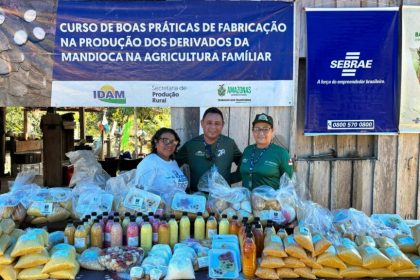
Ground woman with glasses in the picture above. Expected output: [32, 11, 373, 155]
[240, 113, 293, 190]
[134, 128, 188, 206]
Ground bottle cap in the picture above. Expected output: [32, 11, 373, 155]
[197, 212, 203, 216]
[137, 212, 142, 216]
[170, 214, 175, 219]
[243, 217, 249, 222]
[125, 212, 130, 217]
[130, 216, 136, 222]
[91, 212, 97, 216]
[222, 214, 227, 219]
[148, 212, 154, 216]
[182, 211, 188, 216]
[143, 216, 149, 222]
[232, 215, 238, 220]
[103, 212, 109, 216]
[246, 232, 253, 238]
[114, 217, 119, 222]
[254, 217, 260, 222]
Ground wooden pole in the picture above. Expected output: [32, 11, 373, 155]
[79, 107, 85, 140]
[23, 108, 28, 140]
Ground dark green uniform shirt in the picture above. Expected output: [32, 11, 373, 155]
[240, 143, 293, 190]
[175, 135, 242, 192]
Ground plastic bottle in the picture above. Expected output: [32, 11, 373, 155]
[64, 222, 75, 245]
[83, 217, 91, 247]
[127, 216, 139, 247]
[91, 218, 103, 248]
[242, 232, 257, 278]
[239, 220, 248, 250]
[253, 217, 262, 229]
[253, 223, 264, 258]
[148, 212, 155, 224]
[194, 212, 205, 241]
[110, 217, 123, 247]
[91, 212, 97, 222]
[152, 214, 160, 244]
[158, 219, 170, 245]
[179, 212, 191, 241]
[229, 215, 240, 236]
[102, 212, 109, 225]
[141, 216, 153, 254]
[136, 212, 144, 226]
[104, 216, 114, 248]
[122, 212, 131, 245]
[264, 220, 276, 236]
[168, 214, 178, 248]
[206, 212, 218, 240]
[97, 214, 105, 241]
[74, 222, 87, 253]
[219, 214, 229, 235]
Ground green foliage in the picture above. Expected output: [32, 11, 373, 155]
[5, 107, 23, 135]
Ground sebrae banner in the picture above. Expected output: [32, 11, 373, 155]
[51, 1, 295, 107]
[400, 6, 420, 133]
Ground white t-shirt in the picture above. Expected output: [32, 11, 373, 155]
[134, 153, 188, 196]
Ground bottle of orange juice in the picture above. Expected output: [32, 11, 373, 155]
[242, 232, 257, 278]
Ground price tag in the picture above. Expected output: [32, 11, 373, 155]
[34, 202, 53, 215]
[132, 196, 144, 208]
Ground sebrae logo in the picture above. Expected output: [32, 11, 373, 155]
[330, 52, 373, 77]
[93, 85, 126, 104]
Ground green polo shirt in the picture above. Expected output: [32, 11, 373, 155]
[175, 135, 242, 192]
[240, 143, 293, 190]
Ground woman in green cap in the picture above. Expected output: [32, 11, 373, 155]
[240, 113, 293, 190]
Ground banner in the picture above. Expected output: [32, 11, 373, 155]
[305, 8, 399, 135]
[51, 1, 294, 107]
[400, 6, 420, 133]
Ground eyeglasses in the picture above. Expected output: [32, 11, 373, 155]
[159, 138, 179, 146]
[252, 127, 272, 134]
[204, 144, 214, 161]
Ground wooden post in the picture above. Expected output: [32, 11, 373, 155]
[0, 107, 5, 177]
[79, 108, 85, 140]
[23, 108, 28, 140]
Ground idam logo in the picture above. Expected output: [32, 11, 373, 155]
[93, 85, 126, 104]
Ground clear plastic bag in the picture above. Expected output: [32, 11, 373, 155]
[78, 247, 104, 271]
[72, 187, 113, 219]
[26, 188, 72, 224]
[98, 246, 144, 272]
[10, 170, 37, 191]
[333, 208, 377, 239]
[296, 200, 334, 237]
[105, 169, 136, 205]
[116, 188, 162, 216]
[66, 150, 110, 188]
[207, 186, 252, 220]
[197, 165, 229, 193]
[252, 186, 282, 225]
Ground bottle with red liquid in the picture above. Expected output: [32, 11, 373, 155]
[152, 214, 160, 245]
[242, 232, 257, 278]
[127, 215, 139, 247]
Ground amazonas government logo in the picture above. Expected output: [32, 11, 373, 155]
[330, 52, 373, 77]
[93, 85, 126, 104]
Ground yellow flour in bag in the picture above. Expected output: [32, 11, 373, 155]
[50, 243, 76, 255]
[11, 232, 44, 257]
[397, 268, 419, 277]
[15, 248, 50, 269]
[293, 226, 314, 254]
[283, 235, 307, 259]
[25, 229, 48, 247]
[317, 245, 347, 269]
[336, 239, 363, 266]
[312, 233, 331, 257]
[359, 245, 391, 269]
[340, 265, 371, 278]
[375, 236, 398, 248]
[42, 247, 77, 273]
[263, 234, 287, 258]
[0, 242, 15, 265]
[407, 253, 420, 267]
[10, 229, 25, 240]
[300, 256, 322, 269]
[17, 266, 49, 280]
[0, 264, 19, 280]
[369, 268, 398, 278]
[276, 268, 299, 278]
[395, 235, 417, 254]
[312, 266, 342, 278]
[381, 247, 415, 271]
[255, 267, 278, 279]
[411, 224, 420, 246]
[49, 262, 80, 280]
[283, 257, 305, 268]
[260, 255, 285, 269]
[0, 235, 12, 256]
[294, 267, 316, 279]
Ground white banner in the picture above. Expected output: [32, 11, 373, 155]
[400, 6, 420, 133]
[51, 80, 293, 107]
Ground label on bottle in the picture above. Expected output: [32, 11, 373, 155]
[128, 236, 139, 247]
[74, 237, 86, 248]
[198, 256, 209, 268]
[153, 233, 158, 242]
[208, 229, 217, 239]
[105, 232, 111, 242]
[64, 236, 68, 244]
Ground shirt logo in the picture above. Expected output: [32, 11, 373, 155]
[216, 149, 225, 157]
